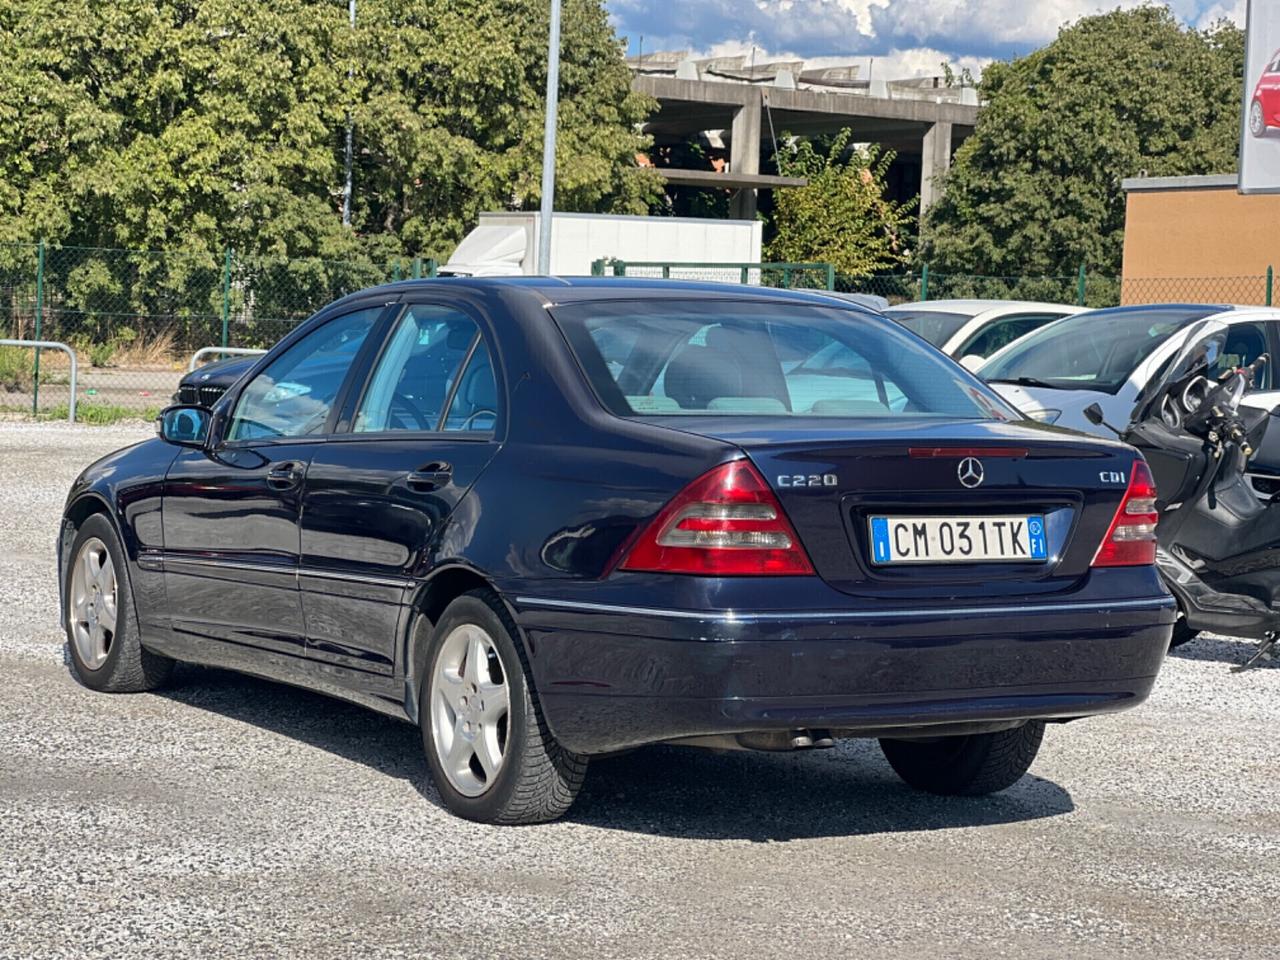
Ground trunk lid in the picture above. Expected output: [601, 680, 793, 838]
[646, 416, 1138, 600]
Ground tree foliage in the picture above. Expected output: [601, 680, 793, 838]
[768, 130, 915, 277]
[921, 8, 1244, 277]
[0, 0, 657, 263]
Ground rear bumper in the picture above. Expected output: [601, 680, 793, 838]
[513, 594, 1175, 754]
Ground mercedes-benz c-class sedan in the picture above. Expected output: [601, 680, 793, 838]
[59, 278, 1175, 824]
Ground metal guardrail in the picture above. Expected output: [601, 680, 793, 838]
[188, 346, 267, 372]
[0, 338, 77, 422]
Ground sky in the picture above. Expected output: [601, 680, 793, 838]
[605, 0, 1247, 80]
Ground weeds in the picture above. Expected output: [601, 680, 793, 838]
[44, 403, 161, 425]
[0, 346, 32, 392]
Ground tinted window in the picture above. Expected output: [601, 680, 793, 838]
[554, 300, 1012, 420]
[354, 304, 496, 433]
[957, 313, 1064, 359]
[884, 309, 972, 347]
[228, 307, 381, 441]
[979, 306, 1222, 395]
[443, 339, 499, 432]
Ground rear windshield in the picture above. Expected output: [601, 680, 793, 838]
[883, 308, 972, 347]
[552, 300, 1014, 420]
[979, 306, 1222, 395]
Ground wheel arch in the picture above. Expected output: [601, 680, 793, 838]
[401, 564, 527, 724]
[58, 493, 125, 628]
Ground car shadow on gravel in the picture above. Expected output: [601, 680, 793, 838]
[569, 742, 1074, 841]
[156, 663, 1074, 840]
[1169, 634, 1280, 669]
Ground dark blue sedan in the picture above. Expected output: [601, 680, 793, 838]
[58, 278, 1175, 824]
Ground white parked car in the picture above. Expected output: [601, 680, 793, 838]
[884, 299, 1085, 364]
[980, 304, 1280, 493]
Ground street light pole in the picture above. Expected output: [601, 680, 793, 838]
[536, 0, 562, 275]
[342, 0, 356, 227]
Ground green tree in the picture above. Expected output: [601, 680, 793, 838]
[921, 8, 1244, 277]
[768, 130, 916, 277]
[349, 0, 659, 260]
[0, 0, 656, 261]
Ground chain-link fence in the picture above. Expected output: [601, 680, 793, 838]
[1, 243, 437, 420]
[5, 243, 1280, 423]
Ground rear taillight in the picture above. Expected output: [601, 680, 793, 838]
[1092, 460, 1159, 567]
[617, 459, 815, 576]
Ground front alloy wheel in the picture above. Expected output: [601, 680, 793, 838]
[1251, 99, 1267, 138]
[64, 513, 173, 692]
[70, 537, 118, 670]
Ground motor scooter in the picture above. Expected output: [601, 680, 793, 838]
[1086, 318, 1280, 670]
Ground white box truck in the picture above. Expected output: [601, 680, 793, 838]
[441, 211, 763, 278]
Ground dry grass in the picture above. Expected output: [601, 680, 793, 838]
[112, 327, 179, 368]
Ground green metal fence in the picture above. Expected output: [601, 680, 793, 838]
[600, 259, 1279, 312]
[4, 242, 1279, 423]
[0, 242, 436, 420]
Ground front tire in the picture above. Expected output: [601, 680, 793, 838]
[880, 721, 1045, 796]
[421, 589, 587, 824]
[65, 514, 174, 692]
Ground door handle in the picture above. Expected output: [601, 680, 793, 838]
[406, 462, 453, 492]
[266, 461, 305, 490]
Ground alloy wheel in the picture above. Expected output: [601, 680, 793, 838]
[1252, 100, 1266, 138]
[69, 537, 118, 670]
[429, 623, 510, 797]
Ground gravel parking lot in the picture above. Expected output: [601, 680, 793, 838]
[2, 421, 1279, 959]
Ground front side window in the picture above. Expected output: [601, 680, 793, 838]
[353, 304, 498, 433]
[227, 307, 381, 441]
[979, 306, 1222, 395]
[553, 300, 1012, 420]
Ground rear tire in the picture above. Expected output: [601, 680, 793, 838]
[880, 721, 1045, 796]
[1168, 618, 1199, 649]
[64, 514, 174, 692]
[421, 589, 587, 824]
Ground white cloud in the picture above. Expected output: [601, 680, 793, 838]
[611, 1, 1245, 65]
[1196, 0, 1246, 29]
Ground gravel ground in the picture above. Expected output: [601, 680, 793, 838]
[2, 421, 1280, 959]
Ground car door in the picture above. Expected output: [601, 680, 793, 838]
[162, 305, 387, 657]
[298, 301, 503, 689]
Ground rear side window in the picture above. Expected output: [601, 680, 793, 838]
[552, 300, 1012, 420]
[884, 309, 972, 347]
[354, 304, 498, 433]
[956, 313, 1064, 359]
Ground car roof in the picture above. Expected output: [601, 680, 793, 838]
[886, 299, 1079, 315]
[342, 275, 882, 311]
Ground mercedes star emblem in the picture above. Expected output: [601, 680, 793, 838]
[957, 457, 985, 489]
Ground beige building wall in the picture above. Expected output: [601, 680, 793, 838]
[1121, 175, 1280, 305]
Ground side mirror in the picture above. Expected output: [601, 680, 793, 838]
[1084, 403, 1105, 426]
[157, 405, 212, 447]
[959, 354, 985, 373]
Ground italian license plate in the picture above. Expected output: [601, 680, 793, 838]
[868, 515, 1048, 565]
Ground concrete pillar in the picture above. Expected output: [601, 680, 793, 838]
[920, 120, 953, 222]
[729, 94, 762, 221]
